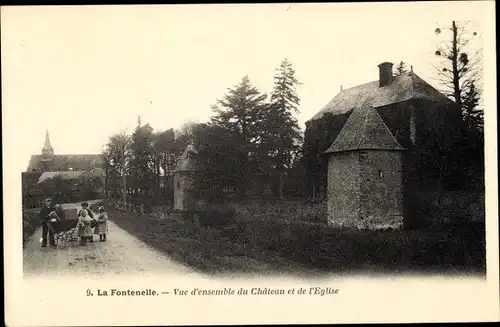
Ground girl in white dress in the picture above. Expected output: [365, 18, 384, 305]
[97, 206, 109, 242]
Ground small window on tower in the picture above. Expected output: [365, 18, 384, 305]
[378, 170, 384, 178]
[177, 181, 181, 188]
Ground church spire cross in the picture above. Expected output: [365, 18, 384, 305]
[43, 129, 53, 150]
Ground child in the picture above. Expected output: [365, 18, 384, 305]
[78, 202, 94, 219]
[78, 202, 95, 243]
[78, 209, 93, 246]
[48, 210, 60, 222]
[96, 206, 109, 242]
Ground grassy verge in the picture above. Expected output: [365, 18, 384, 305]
[229, 218, 485, 274]
[23, 209, 41, 247]
[107, 201, 485, 276]
[107, 206, 318, 276]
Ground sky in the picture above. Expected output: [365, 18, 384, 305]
[2, 2, 494, 173]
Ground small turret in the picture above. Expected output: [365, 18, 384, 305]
[173, 144, 199, 212]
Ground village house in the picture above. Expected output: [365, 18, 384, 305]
[306, 62, 463, 228]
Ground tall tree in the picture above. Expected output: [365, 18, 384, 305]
[153, 128, 177, 196]
[210, 75, 267, 197]
[433, 20, 484, 189]
[129, 120, 155, 197]
[101, 147, 112, 197]
[394, 61, 409, 76]
[462, 81, 483, 133]
[433, 21, 482, 121]
[265, 58, 303, 199]
[193, 124, 243, 202]
[175, 121, 199, 143]
[104, 130, 131, 206]
[174, 121, 202, 157]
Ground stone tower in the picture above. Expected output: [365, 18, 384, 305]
[324, 106, 405, 229]
[40, 129, 54, 171]
[173, 144, 198, 212]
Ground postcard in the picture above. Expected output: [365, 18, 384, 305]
[3, 2, 499, 326]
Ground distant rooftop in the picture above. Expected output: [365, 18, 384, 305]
[28, 154, 103, 172]
[37, 171, 86, 184]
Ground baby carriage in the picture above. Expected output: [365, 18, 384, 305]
[47, 206, 80, 248]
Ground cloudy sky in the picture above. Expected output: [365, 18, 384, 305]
[2, 2, 494, 173]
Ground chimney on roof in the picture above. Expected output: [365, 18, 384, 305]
[378, 62, 394, 87]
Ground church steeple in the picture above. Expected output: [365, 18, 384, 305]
[41, 129, 54, 161]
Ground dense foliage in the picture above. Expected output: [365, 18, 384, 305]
[103, 59, 306, 203]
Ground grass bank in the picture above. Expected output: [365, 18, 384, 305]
[106, 200, 485, 276]
[23, 209, 41, 247]
[106, 205, 320, 276]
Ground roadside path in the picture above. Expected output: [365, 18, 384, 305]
[23, 202, 197, 277]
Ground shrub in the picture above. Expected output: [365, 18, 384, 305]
[231, 200, 327, 223]
[197, 204, 236, 227]
[409, 190, 485, 228]
[224, 218, 485, 272]
[23, 210, 41, 246]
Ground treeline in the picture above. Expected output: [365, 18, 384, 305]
[103, 21, 485, 204]
[103, 59, 307, 203]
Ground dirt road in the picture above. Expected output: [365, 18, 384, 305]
[23, 203, 196, 277]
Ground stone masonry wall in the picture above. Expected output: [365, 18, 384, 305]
[327, 151, 361, 227]
[173, 172, 196, 211]
[359, 150, 404, 229]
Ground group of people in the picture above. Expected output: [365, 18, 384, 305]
[39, 198, 109, 248]
[77, 202, 109, 246]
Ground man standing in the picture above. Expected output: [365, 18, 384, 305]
[39, 197, 56, 248]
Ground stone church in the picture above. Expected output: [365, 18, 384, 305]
[23, 130, 106, 208]
[27, 130, 104, 172]
[306, 62, 463, 229]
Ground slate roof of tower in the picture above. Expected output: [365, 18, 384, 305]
[309, 72, 453, 122]
[174, 144, 198, 172]
[325, 106, 405, 154]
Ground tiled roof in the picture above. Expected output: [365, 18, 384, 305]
[325, 106, 405, 154]
[37, 171, 86, 184]
[174, 144, 198, 172]
[79, 167, 106, 179]
[309, 72, 453, 121]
